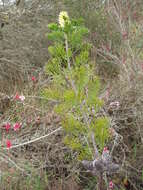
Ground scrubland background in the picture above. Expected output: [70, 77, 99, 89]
[0, 0, 143, 189]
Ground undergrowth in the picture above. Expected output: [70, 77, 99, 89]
[0, 1, 143, 190]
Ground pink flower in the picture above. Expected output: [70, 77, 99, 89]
[13, 123, 21, 131]
[4, 123, 11, 132]
[14, 93, 25, 102]
[19, 95, 25, 101]
[31, 76, 36, 82]
[6, 140, 12, 149]
[103, 147, 108, 152]
[109, 181, 114, 189]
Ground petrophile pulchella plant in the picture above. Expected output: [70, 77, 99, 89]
[43, 11, 110, 160]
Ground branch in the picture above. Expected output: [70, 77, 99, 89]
[64, 33, 77, 95]
[3, 127, 62, 150]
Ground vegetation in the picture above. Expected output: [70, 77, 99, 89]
[43, 12, 110, 161]
[0, 0, 143, 190]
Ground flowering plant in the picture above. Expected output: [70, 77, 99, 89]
[42, 12, 120, 189]
[43, 11, 110, 161]
[58, 11, 70, 28]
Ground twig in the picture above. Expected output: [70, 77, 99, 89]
[3, 127, 62, 150]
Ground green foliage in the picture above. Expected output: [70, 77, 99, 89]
[63, 114, 87, 135]
[92, 117, 110, 150]
[43, 12, 110, 160]
[42, 86, 63, 101]
[75, 50, 89, 66]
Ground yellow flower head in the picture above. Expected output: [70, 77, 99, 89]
[58, 11, 70, 28]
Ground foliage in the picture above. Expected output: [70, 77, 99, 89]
[0, 1, 143, 189]
[43, 12, 110, 160]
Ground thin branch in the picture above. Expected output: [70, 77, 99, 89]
[3, 127, 62, 150]
[64, 33, 77, 95]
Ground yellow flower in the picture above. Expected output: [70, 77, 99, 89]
[58, 11, 70, 28]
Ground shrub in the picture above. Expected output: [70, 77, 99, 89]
[42, 11, 110, 160]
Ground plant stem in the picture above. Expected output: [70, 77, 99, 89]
[64, 33, 77, 95]
[98, 174, 103, 190]
[81, 103, 99, 159]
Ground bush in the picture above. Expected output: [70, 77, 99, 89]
[42, 11, 110, 161]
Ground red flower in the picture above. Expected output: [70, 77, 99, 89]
[6, 140, 12, 149]
[14, 93, 25, 102]
[31, 76, 36, 82]
[13, 123, 21, 131]
[14, 92, 20, 100]
[109, 181, 114, 189]
[4, 123, 11, 132]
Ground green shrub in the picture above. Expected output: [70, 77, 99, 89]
[42, 11, 110, 160]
